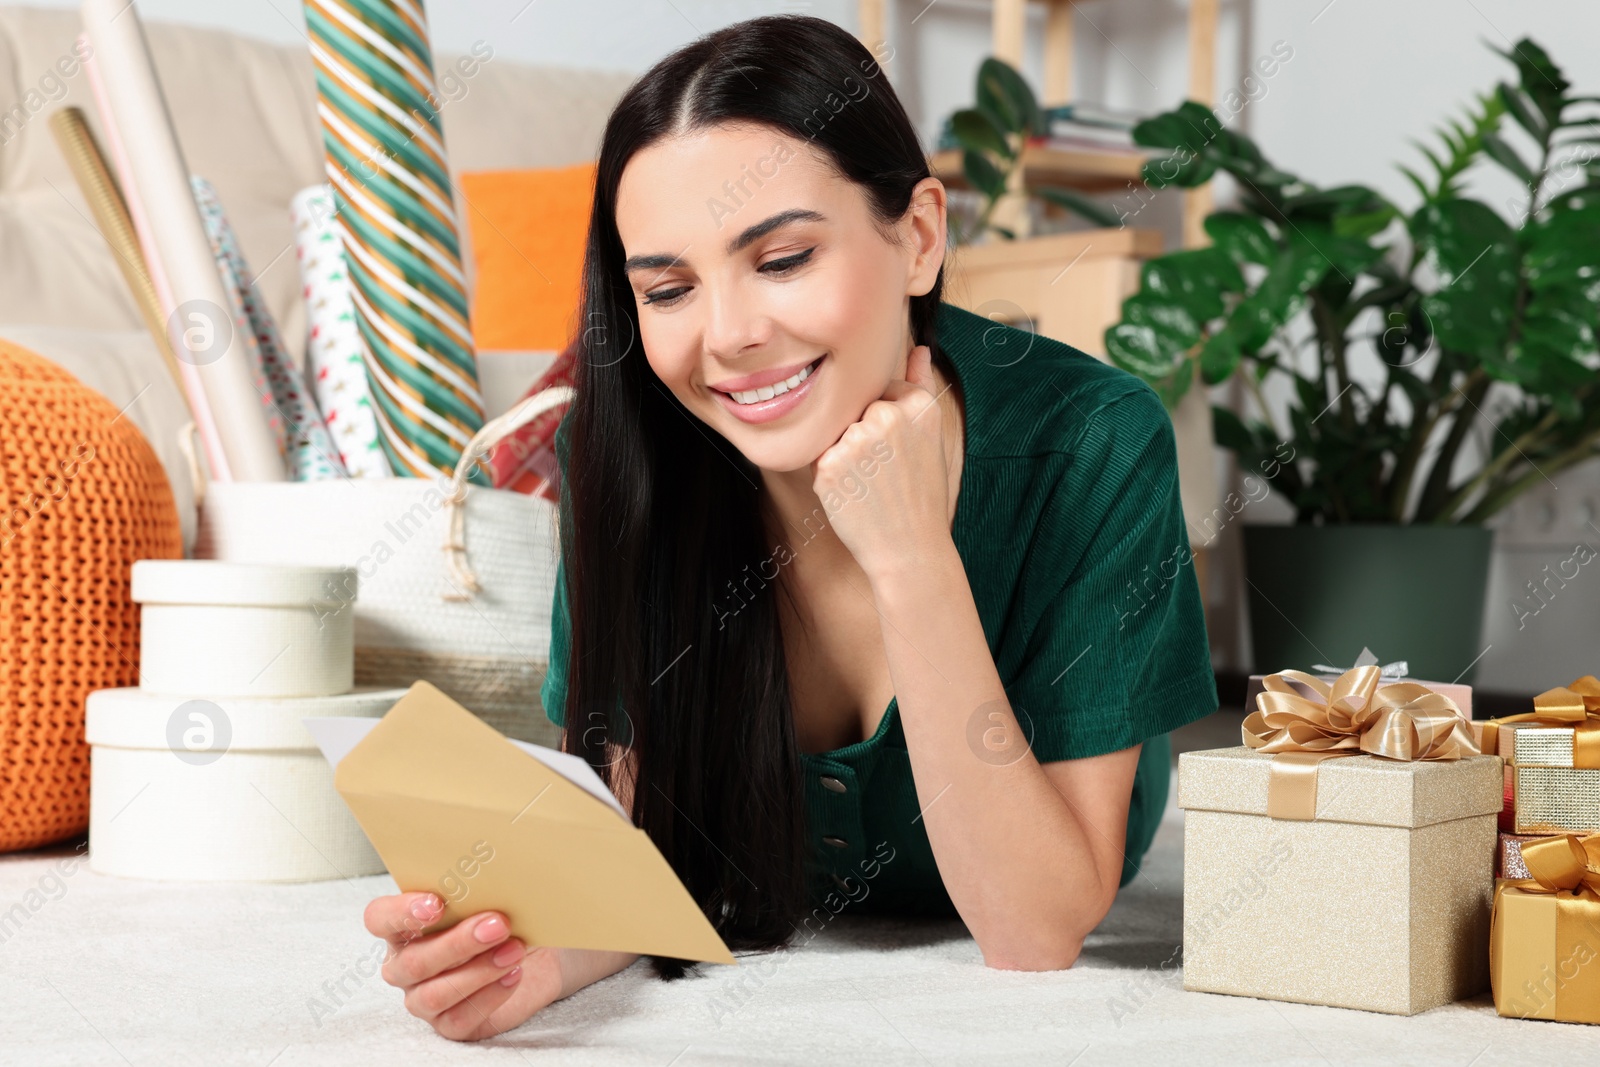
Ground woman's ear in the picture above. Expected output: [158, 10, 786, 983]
[904, 177, 947, 298]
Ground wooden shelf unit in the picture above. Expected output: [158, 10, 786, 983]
[860, 0, 1219, 247]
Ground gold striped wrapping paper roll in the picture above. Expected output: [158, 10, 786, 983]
[303, 0, 487, 482]
[47, 107, 186, 392]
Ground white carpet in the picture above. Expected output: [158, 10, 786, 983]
[1, 770, 1592, 1066]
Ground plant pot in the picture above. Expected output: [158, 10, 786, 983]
[1243, 524, 1494, 686]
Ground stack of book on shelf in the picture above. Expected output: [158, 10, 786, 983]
[1034, 103, 1148, 153]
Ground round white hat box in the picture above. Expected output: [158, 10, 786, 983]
[131, 560, 358, 698]
[85, 686, 406, 882]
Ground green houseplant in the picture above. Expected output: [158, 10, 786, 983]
[944, 57, 1124, 241]
[1105, 38, 1600, 682]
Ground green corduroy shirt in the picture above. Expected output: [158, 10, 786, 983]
[541, 301, 1217, 918]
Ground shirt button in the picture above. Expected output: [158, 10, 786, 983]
[822, 835, 848, 849]
[819, 776, 847, 793]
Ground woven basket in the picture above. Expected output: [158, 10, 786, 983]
[194, 387, 572, 746]
[0, 339, 183, 852]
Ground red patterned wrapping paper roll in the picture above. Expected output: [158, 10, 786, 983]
[488, 342, 576, 502]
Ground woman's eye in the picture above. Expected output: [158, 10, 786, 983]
[759, 247, 815, 275]
[643, 286, 690, 306]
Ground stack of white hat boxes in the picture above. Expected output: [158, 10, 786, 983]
[85, 560, 406, 881]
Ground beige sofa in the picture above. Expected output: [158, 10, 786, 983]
[0, 4, 634, 546]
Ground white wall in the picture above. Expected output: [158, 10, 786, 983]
[1251, 0, 1600, 212]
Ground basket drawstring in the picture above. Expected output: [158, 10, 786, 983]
[441, 385, 575, 601]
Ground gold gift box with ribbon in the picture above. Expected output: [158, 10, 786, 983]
[1482, 677, 1600, 835]
[1179, 666, 1503, 1016]
[1489, 833, 1600, 1024]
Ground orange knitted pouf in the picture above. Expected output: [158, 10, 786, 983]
[1, 339, 182, 852]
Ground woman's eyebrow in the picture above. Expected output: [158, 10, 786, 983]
[621, 208, 826, 275]
[622, 252, 683, 275]
[725, 208, 825, 254]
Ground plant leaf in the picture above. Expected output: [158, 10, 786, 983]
[1142, 151, 1218, 190]
[1205, 211, 1277, 266]
[962, 149, 1007, 199]
[1211, 404, 1257, 453]
[976, 57, 1041, 136]
[1034, 185, 1123, 228]
[1153, 362, 1195, 409]
[1482, 132, 1536, 185]
[1123, 292, 1203, 351]
[1397, 164, 1432, 203]
[1106, 321, 1183, 380]
[1500, 37, 1570, 126]
[1224, 237, 1332, 352]
[1198, 325, 1243, 384]
[1412, 197, 1519, 360]
[1133, 101, 1234, 189]
[1497, 81, 1548, 141]
[1131, 101, 1219, 150]
[1334, 206, 1399, 240]
[1139, 247, 1246, 324]
[950, 108, 1012, 159]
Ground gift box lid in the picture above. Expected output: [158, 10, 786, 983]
[1177, 746, 1503, 828]
[1503, 723, 1590, 768]
[86, 686, 407, 751]
[131, 559, 357, 607]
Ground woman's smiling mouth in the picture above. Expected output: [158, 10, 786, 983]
[710, 355, 825, 424]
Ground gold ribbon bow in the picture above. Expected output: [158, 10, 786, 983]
[1242, 666, 1480, 820]
[1490, 833, 1600, 1022]
[1481, 675, 1600, 769]
[1520, 833, 1600, 894]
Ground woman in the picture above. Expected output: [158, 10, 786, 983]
[364, 14, 1215, 1040]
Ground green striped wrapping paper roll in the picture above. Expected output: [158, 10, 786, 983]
[304, 0, 487, 483]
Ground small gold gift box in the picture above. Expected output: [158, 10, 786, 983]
[1484, 677, 1600, 835]
[1490, 834, 1600, 1024]
[1180, 666, 1501, 1015]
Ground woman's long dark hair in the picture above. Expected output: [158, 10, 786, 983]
[559, 14, 946, 979]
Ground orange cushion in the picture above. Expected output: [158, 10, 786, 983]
[0, 338, 182, 852]
[462, 162, 596, 351]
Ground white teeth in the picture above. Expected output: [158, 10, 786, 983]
[729, 359, 817, 405]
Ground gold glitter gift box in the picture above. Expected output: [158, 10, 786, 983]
[1178, 746, 1503, 1015]
[1483, 677, 1600, 835]
[1488, 833, 1600, 1024]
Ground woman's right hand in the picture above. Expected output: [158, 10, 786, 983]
[365, 891, 559, 1041]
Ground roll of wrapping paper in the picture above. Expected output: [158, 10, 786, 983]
[81, 0, 285, 482]
[214, 244, 287, 455]
[192, 177, 347, 481]
[302, 0, 486, 482]
[488, 341, 576, 501]
[47, 106, 185, 391]
[78, 36, 228, 479]
[291, 185, 391, 478]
